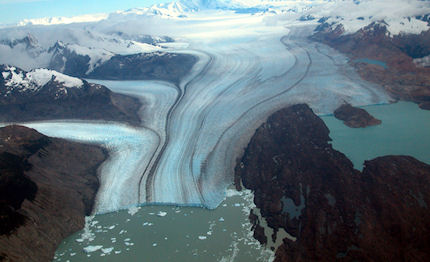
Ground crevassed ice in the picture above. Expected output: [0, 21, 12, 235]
[8, 11, 390, 214]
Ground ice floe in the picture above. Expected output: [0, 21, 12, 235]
[83, 245, 103, 253]
[157, 211, 168, 217]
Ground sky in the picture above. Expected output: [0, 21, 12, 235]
[0, 0, 170, 25]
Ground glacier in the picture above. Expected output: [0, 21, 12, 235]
[0, 3, 394, 213]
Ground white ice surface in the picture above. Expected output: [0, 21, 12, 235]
[140, 12, 389, 208]
[2, 9, 391, 213]
[20, 121, 156, 213]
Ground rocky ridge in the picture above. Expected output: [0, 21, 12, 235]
[86, 52, 197, 84]
[235, 104, 430, 261]
[48, 41, 196, 83]
[0, 65, 141, 125]
[0, 125, 107, 262]
[0, 32, 197, 83]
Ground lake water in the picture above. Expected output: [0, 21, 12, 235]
[53, 188, 274, 262]
[321, 101, 430, 170]
[353, 58, 388, 69]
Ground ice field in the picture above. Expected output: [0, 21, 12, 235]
[6, 12, 390, 213]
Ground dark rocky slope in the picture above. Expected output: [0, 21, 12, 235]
[0, 125, 107, 262]
[86, 52, 197, 84]
[312, 23, 430, 110]
[0, 65, 141, 125]
[49, 42, 197, 83]
[334, 103, 381, 128]
[235, 104, 430, 261]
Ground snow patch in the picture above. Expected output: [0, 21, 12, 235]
[27, 68, 83, 88]
[1, 71, 10, 79]
[414, 55, 430, 68]
[131, 41, 163, 52]
[67, 44, 114, 74]
[2, 66, 83, 93]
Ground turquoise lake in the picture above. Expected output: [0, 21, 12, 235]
[321, 101, 430, 170]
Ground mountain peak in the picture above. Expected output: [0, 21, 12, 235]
[1, 65, 84, 96]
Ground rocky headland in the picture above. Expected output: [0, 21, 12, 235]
[312, 23, 430, 110]
[0, 125, 107, 262]
[0, 65, 141, 126]
[334, 103, 381, 128]
[235, 104, 430, 261]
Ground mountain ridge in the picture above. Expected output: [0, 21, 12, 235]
[0, 64, 142, 125]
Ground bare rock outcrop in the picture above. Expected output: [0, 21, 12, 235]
[235, 104, 430, 261]
[334, 103, 381, 128]
[0, 125, 107, 262]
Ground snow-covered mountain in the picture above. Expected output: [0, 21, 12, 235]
[10, 0, 430, 35]
[0, 0, 429, 76]
[0, 64, 142, 125]
[310, 0, 430, 36]
[104, 0, 430, 36]
[0, 65, 85, 100]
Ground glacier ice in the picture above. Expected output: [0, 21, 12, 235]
[2, 10, 391, 214]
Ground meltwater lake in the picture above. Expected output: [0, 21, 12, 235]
[54, 101, 430, 262]
[54, 189, 274, 262]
